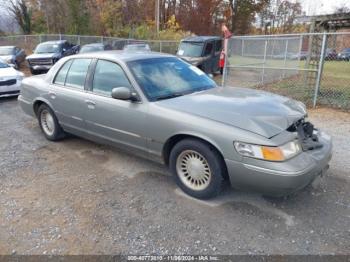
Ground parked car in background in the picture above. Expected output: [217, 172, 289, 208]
[0, 58, 24, 97]
[123, 43, 151, 52]
[0, 46, 26, 69]
[177, 36, 222, 75]
[18, 52, 332, 199]
[325, 48, 337, 61]
[26, 40, 80, 75]
[337, 48, 350, 61]
[288, 51, 309, 60]
[79, 43, 112, 54]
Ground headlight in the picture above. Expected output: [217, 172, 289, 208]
[16, 74, 24, 81]
[234, 140, 301, 161]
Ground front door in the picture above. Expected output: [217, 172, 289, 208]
[84, 59, 148, 153]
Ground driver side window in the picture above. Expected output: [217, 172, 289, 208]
[92, 60, 132, 96]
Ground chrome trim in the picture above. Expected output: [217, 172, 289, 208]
[71, 116, 83, 121]
[243, 163, 313, 176]
[18, 95, 31, 104]
[86, 120, 141, 138]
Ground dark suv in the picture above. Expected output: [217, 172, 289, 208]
[26, 40, 79, 74]
[177, 36, 222, 74]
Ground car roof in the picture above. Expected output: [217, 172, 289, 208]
[125, 43, 148, 46]
[0, 46, 15, 49]
[72, 50, 174, 62]
[182, 36, 222, 42]
[82, 43, 105, 47]
[39, 40, 67, 45]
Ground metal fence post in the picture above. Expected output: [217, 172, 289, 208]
[313, 32, 327, 108]
[261, 40, 268, 85]
[39, 35, 42, 43]
[160, 41, 162, 53]
[222, 39, 230, 87]
[241, 39, 244, 56]
[282, 39, 289, 78]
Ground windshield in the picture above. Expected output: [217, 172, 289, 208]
[35, 43, 61, 54]
[341, 48, 350, 53]
[80, 45, 104, 53]
[0, 47, 14, 55]
[177, 42, 204, 57]
[128, 57, 216, 101]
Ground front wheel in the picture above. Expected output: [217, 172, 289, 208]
[169, 139, 224, 199]
[38, 104, 65, 141]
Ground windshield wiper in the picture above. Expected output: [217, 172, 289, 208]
[154, 93, 185, 101]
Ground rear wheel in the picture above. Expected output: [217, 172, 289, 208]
[38, 104, 65, 141]
[169, 139, 224, 199]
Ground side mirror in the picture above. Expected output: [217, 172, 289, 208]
[111, 87, 138, 101]
[62, 48, 67, 53]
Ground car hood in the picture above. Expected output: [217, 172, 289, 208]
[26, 53, 59, 59]
[0, 67, 22, 78]
[179, 56, 207, 65]
[156, 87, 306, 138]
[0, 55, 14, 61]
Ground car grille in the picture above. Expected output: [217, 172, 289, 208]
[0, 79, 16, 86]
[29, 58, 53, 65]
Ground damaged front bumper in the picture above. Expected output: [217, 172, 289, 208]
[225, 128, 332, 196]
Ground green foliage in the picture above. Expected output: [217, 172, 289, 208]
[66, 0, 90, 35]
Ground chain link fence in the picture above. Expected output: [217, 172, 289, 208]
[0, 34, 179, 55]
[223, 32, 350, 110]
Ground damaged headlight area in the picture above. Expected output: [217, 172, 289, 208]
[234, 140, 302, 162]
[288, 119, 323, 151]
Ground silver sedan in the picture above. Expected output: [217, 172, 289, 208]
[18, 51, 332, 199]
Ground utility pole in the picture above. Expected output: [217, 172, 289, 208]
[155, 0, 160, 35]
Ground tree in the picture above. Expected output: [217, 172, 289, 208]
[228, 0, 269, 35]
[7, 0, 32, 34]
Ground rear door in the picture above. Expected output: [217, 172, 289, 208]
[213, 39, 222, 73]
[48, 58, 92, 132]
[202, 41, 214, 73]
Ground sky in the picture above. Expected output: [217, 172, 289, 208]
[301, 0, 350, 15]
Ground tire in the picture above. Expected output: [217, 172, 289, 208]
[169, 138, 224, 199]
[37, 104, 65, 141]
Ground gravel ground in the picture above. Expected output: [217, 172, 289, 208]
[0, 96, 349, 256]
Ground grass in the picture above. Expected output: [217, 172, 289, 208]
[225, 56, 350, 109]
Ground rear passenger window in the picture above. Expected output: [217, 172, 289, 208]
[204, 42, 213, 56]
[215, 40, 222, 52]
[54, 60, 73, 85]
[65, 59, 92, 89]
[92, 60, 131, 96]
